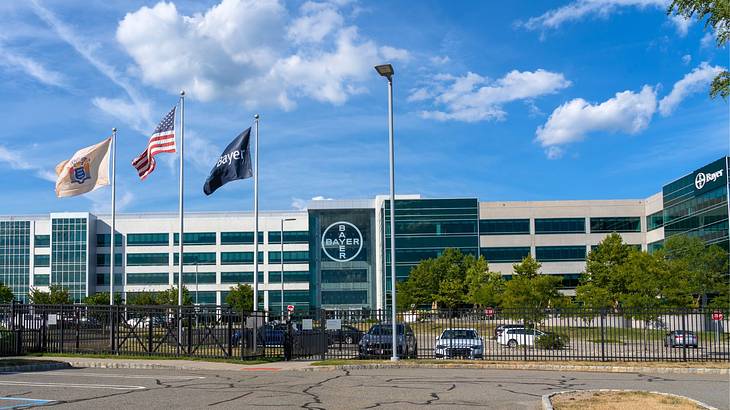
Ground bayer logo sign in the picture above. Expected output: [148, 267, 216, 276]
[321, 221, 363, 262]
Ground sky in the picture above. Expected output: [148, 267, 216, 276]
[0, 0, 727, 215]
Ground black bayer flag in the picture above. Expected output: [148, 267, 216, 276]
[203, 128, 253, 195]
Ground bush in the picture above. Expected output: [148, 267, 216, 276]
[535, 332, 569, 350]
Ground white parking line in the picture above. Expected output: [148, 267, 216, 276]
[5, 372, 205, 380]
[0, 381, 146, 390]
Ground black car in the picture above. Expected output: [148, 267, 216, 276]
[327, 325, 364, 345]
[358, 323, 417, 359]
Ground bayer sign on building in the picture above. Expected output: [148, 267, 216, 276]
[309, 206, 376, 309]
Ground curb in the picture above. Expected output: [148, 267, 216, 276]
[324, 362, 729, 375]
[541, 389, 719, 410]
[0, 361, 71, 373]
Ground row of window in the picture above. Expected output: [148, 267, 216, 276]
[480, 246, 587, 262]
[94, 231, 309, 247]
[479, 217, 642, 235]
[113, 251, 309, 266]
[92, 271, 310, 286]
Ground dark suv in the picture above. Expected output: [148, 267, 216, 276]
[358, 323, 417, 359]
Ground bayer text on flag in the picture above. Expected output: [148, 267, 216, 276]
[55, 137, 111, 198]
[203, 128, 253, 195]
[132, 106, 177, 179]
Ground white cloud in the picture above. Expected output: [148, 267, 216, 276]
[658, 62, 724, 116]
[417, 69, 571, 122]
[0, 145, 56, 182]
[407, 88, 431, 102]
[291, 195, 333, 210]
[116, 0, 405, 109]
[429, 55, 450, 65]
[379, 46, 410, 62]
[0, 44, 65, 87]
[92, 97, 151, 134]
[87, 190, 135, 213]
[700, 32, 715, 48]
[668, 14, 693, 37]
[545, 146, 564, 160]
[536, 85, 657, 147]
[681, 54, 692, 65]
[521, 0, 667, 31]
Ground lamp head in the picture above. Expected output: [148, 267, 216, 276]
[374, 64, 394, 79]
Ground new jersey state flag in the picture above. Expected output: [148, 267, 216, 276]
[55, 137, 112, 198]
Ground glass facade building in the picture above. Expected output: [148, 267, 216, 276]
[51, 215, 91, 302]
[0, 221, 30, 302]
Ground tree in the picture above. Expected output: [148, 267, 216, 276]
[127, 292, 159, 306]
[226, 284, 254, 312]
[29, 285, 73, 305]
[663, 235, 729, 309]
[397, 248, 476, 309]
[668, 0, 730, 98]
[501, 256, 569, 324]
[156, 286, 193, 306]
[0, 283, 13, 304]
[83, 292, 123, 305]
[617, 250, 683, 312]
[576, 233, 633, 309]
[464, 258, 504, 308]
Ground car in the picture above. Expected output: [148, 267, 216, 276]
[497, 327, 546, 347]
[358, 323, 417, 359]
[494, 324, 524, 340]
[665, 330, 698, 348]
[327, 324, 364, 345]
[232, 322, 300, 347]
[434, 328, 483, 359]
[125, 316, 166, 328]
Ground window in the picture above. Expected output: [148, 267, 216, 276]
[173, 272, 216, 284]
[480, 247, 530, 263]
[268, 231, 308, 244]
[321, 269, 368, 283]
[535, 218, 585, 234]
[126, 253, 169, 266]
[590, 217, 641, 233]
[192, 291, 216, 304]
[536, 246, 586, 262]
[479, 219, 530, 235]
[33, 274, 49, 286]
[220, 232, 263, 245]
[269, 271, 310, 283]
[97, 233, 124, 247]
[33, 254, 50, 267]
[34, 235, 50, 248]
[220, 252, 263, 265]
[173, 252, 216, 265]
[648, 240, 664, 253]
[96, 273, 123, 285]
[96, 253, 122, 267]
[321, 290, 367, 305]
[220, 272, 263, 283]
[127, 233, 168, 246]
[127, 272, 169, 285]
[646, 211, 664, 231]
[268, 251, 309, 264]
[173, 232, 216, 245]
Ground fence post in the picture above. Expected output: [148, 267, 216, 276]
[226, 308, 232, 357]
[187, 310, 193, 355]
[41, 308, 47, 352]
[59, 306, 65, 353]
[600, 308, 606, 362]
[75, 305, 80, 350]
[109, 306, 115, 353]
[11, 300, 20, 356]
[681, 308, 687, 362]
[148, 312, 153, 355]
[320, 309, 326, 361]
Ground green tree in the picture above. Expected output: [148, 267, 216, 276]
[83, 292, 123, 305]
[0, 283, 14, 304]
[29, 285, 73, 305]
[663, 235, 729, 309]
[576, 233, 633, 309]
[501, 256, 569, 324]
[668, 0, 730, 98]
[226, 284, 254, 312]
[465, 258, 504, 308]
[617, 250, 681, 312]
[156, 286, 193, 305]
[397, 248, 475, 309]
[127, 292, 159, 306]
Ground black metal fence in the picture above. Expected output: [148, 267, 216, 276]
[1, 303, 728, 362]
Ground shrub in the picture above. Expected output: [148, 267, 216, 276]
[536, 332, 569, 350]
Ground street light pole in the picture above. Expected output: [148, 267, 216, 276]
[280, 218, 296, 320]
[195, 262, 199, 305]
[375, 63, 398, 362]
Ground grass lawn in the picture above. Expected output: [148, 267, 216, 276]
[310, 358, 730, 368]
[26, 352, 278, 366]
[550, 391, 705, 409]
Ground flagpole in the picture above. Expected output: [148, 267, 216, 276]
[179, 90, 185, 307]
[253, 114, 259, 312]
[110, 128, 117, 306]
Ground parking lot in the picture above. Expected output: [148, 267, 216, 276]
[0, 366, 727, 409]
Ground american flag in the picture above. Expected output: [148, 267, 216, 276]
[132, 106, 177, 179]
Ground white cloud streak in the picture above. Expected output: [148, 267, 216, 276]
[0, 44, 65, 87]
[416, 69, 571, 122]
[658, 62, 724, 116]
[0, 144, 56, 182]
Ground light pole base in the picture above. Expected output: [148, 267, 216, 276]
[390, 356, 399, 362]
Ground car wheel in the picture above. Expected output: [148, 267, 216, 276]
[507, 339, 518, 348]
[345, 335, 354, 344]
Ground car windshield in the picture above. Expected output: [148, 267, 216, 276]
[368, 325, 404, 335]
[441, 330, 478, 339]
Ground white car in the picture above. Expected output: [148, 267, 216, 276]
[497, 327, 546, 347]
[434, 328, 484, 359]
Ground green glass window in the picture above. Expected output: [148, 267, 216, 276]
[479, 219, 530, 235]
[559, 274, 581, 288]
[127, 233, 169, 246]
[126, 272, 169, 285]
[590, 217, 641, 233]
[648, 240, 664, 253]
[33, 274, 49, 286]
[173, 272, 216, 284]
[33, 254, 50, 267]
[387, 248, 478, 264]
[220, 252, 263, 265]
[220, 272, 263, 283]
[97, 233, 124, 247]
[646, 211, 664, 231]
[268, 251, 309, 264]
[535, 218, 585, 234]
[192, 291, 217, 304]
[387, 235, 478, 248]
[173, 252, 216, 265]
[267, 290, 311, 311]
[50, 217, 88, 302]
[480, 247, 531, 263]
[96, 273, 123, 285]
[388, 220, 477, 235]
[536, 246, 586, 261]
[268, 231, 309, 244]
[96, 253, 122, 267]
[34, 235, 50, 248]
[321, 269, 368, 283]
[126, 253, 169, 266]
[220, 232, 263, 245]
[173, 232, 216, 245]
[268, 271, 310, 283]
[321, 290, 368, 305]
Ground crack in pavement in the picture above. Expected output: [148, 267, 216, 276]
[301, 370, 350, 410]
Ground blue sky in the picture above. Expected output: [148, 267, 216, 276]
[0, 0, 727, 215]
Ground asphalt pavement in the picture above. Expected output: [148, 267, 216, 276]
[0, 366, 726, 409]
